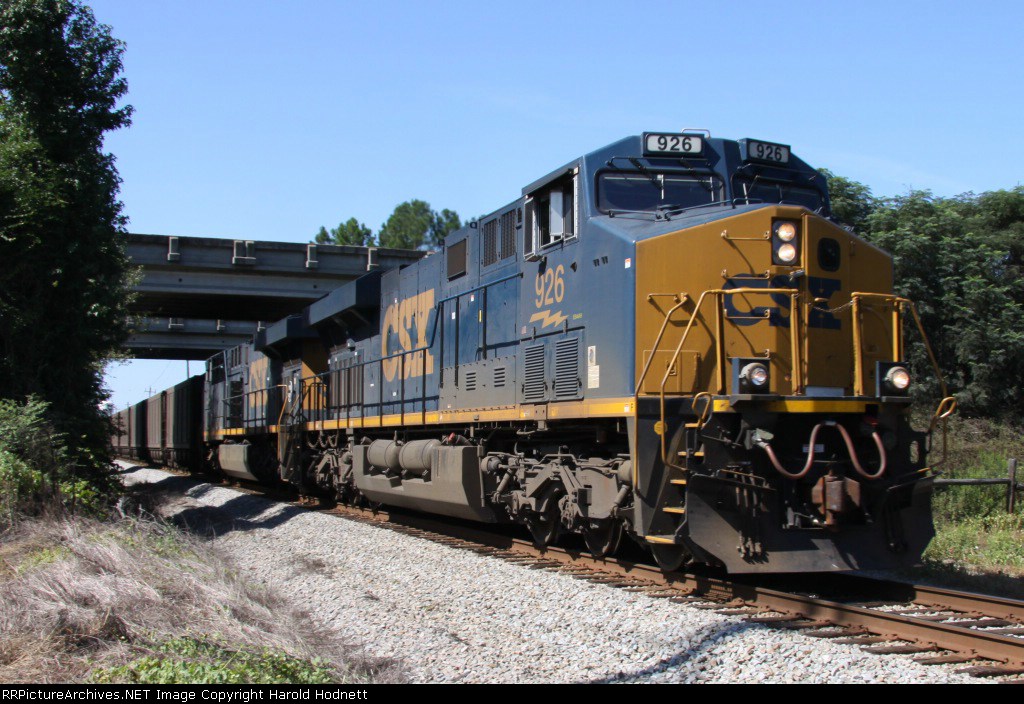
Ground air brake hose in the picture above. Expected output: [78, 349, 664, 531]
[755, 421, 887, 481]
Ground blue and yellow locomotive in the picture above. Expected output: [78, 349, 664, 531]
[125, 131, 954, 574]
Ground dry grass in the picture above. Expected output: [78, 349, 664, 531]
[0, 508, 405, 683]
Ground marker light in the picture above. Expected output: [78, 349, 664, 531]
[777, 243, 797, 263]
[741, 363, 769, 387]
[885, 366, 911, 392]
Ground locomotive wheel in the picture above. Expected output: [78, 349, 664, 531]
[583, 520, 623, 558]
[525, 505, 561, 547]
[650, 544, 690, 572]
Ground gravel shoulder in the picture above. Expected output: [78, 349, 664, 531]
[122, 465, 985, 684]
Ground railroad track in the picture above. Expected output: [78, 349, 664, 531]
[329, 504, 1024, 679]
[128, 463, 1024, 680]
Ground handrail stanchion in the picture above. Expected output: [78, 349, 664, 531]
[851, 295, 864, 396]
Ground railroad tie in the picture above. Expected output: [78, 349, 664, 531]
[914, 654, 977, 665]
[862, 644, 940, 655]
[955, 665, 1024, 678]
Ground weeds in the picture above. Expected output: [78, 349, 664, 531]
[920, 415, 1024, 578]
[89, 638, 340, 684]
[0, 510, 404, 684]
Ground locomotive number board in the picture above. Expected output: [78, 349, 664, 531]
[745, 140, 791, 164]
[643, 133, 704, 156]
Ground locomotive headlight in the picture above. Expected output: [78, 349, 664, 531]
[776, 221, 797, 242]
[772, 219, 801, 265]
[885, 366, 911, 392]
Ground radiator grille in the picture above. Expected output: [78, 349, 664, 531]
[464, 370, 477, 392]
[554, 337, 580, 399]
[523, 345, 546, 403]
[493, 366, 507, 388]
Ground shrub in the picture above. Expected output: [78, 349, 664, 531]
[0, 396, 112, 527]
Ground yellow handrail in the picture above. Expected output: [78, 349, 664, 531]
[849, 293, 948, 399]
[655, 287, 801, 469]
[640, 287, 955, 478]
[635, 293, 689, 392]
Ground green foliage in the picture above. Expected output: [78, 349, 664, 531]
[89, 637, 340, 684]
[0, 396, 109, 525]
[933, 452, 1012, 522]
[925, 513, 1024, 570]
[0, 0, 134, 473]
[314, 217, 374, 246]
[824, 170, 1024, 417]
[0, 448, 46, 523]
[14, 543, 70, 573]
[377, 199, 435, 249]
[313, 200, 461, 250]
[915, 416, 1024, 574]
[821, 169, 876, 233]
[863, 190, 1024, 415]
[429, 207, 461, 247]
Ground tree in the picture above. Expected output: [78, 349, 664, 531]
[821, 168, 876, 233]
[377, 199, 434, 249]
[863, 190, 1024, 416]
[314, 217, 374, 246]
[377, 200, 461, 249]
[0, 0, 134, 471]
[429, 208, 461, 247]
[312, 203, 461, 250]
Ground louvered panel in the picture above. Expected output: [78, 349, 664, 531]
[464, 370, 477, 392]
[554, 337, 580, 399]
[523, 345, 546, 403]
[482, 219, 498, 266]
[493, 366, 507, 388]
[499, 210, 516, 260]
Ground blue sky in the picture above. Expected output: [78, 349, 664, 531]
[98, 0, 1024, 410]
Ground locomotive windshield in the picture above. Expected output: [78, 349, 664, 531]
[597, 172, 724, 215]
[735, 177, 826, 213]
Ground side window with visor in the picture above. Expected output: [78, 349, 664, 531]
[525, 172, 577, 258]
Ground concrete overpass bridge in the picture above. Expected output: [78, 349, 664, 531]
[126, 234, 424, 360]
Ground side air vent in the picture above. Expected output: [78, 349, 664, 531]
[493, 366, 507, 388]
[523, 345, 546, 403]
[447, 239, 467, 280]
[464, 370, 478, 392]
[554, 337, 580, 399]
[482, 219, 498, 267]
[499, 210, 516, 260]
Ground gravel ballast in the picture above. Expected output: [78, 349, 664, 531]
[122, 465, 985, 684]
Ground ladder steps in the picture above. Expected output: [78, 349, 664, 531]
[662, 506, 686, 514]
[670, 479, 688, 486]
[645, 535, 678, 545]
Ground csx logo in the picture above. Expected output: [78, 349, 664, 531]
[381, 289, 435, 382]
[724, 275, 842, 330]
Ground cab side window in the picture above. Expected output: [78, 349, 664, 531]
[525, 172, 576, 257]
